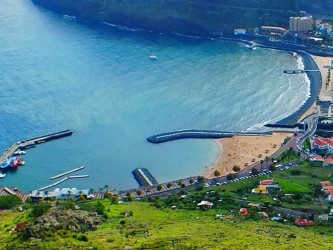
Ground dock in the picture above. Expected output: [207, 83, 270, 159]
[51, 166, 85, 180]
[37, 175, 89, 191]
[283, 69, 320, 74]
[0, 129, 73, 163]
[37, 177, 69, 191]
[132, 168, 158, 187]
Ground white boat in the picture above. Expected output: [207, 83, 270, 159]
[21, 161, 25, 166]
[13, 149, 26, 155]
[149, 55, 158, 60]
[0, 173, 6, 178]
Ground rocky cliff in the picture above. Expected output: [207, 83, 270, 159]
[32, 0, 299, 36]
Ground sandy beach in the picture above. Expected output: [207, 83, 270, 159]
[204, 54, 332, 179]
[204, 132, 292, 178]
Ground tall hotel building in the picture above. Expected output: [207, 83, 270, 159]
[289, 16, 313, 32]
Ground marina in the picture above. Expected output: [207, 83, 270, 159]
[0, 129, 73, 164]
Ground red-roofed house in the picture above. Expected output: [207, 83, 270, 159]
[313, 137, 333, 153]
[197, 201, 213, 208]
[260, 180, 275, 185]
[320, 181, 332, 187]
[310, 155, 324, 162]
[323, 156, 333, 167]
[239, 208, 249, 216]
[294, 218, 315, 227]
[323, 186, 333, 194]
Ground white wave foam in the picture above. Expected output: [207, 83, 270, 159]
[101, 22, 142, 32]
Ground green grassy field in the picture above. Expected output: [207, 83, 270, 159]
[1, 201, 333, 249]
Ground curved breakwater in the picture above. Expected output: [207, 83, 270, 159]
[147, 130, 272, 144]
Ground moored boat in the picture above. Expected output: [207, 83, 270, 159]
[0, 173, 5, 178]
[13, 149, 26, 156]
[10, 157, 23, 169]
[0, 159, 11, 169]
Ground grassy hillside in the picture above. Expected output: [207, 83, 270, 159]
[0, 198, 333, 249]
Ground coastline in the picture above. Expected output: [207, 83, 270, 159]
[204, 132, 292, 178]
[204, 51, 331, 179]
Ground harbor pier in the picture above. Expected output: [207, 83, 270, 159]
[0, 129, 73, 163]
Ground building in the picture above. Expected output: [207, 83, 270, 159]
[197, 200, 213, 208]
[312, 137, 333, 153]
[261, 26, 287, 36]
[323, 157, 333, 167]
[260, 180, 275, 185]
[30, 188, 90, 200]
[309, 154, 324, 162]
[289, 16, 313, 32]
[315, 19, 333, 34]
[319, 97, 332, 117]
[294, 218, 315, 227]
[234, 28, 246, 35]
[320, 181, 332, 187]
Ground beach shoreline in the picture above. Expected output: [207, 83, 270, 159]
[204, 52, 332, 179]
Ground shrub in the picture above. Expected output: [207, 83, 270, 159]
[0, 196, 21, 210]
[78, 234, 88, 242]
[232, 166, 240, 172]
[226, 174, 234, 180]
[197, 176, 205, 183]
[214, 170, 221, 176]
[30, 202, 51, 218]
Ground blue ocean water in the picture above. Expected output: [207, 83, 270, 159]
[0, 0, 309, 192]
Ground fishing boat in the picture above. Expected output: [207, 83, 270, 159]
[10, 157, 23, 169]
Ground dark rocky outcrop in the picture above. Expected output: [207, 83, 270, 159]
[23, 205, 101, 239]
[32, 0, 299, 36]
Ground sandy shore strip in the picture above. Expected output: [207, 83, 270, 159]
[203, 132, 292, 178]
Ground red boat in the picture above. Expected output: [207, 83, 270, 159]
[10, 157, 23, 169]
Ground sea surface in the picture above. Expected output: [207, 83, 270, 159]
[0, 0, 310, 192]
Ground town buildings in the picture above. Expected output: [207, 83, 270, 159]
[289, 16, 313, 33]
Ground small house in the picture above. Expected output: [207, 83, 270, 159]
[323, 157, 333, 167]
[239, 208, 249, 216]
[260, 180, 275, 185]
[197, 201, 213, 208]
[294, 218, 314, 227]
[320, 181, 332, 187]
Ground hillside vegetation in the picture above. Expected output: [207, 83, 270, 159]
[32, 0, 299, 35]
[1, 200, 333, 249]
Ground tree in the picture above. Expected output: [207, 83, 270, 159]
[251, 168, 259, 175]
[265, 156, 270, 168]
[157, 185, 163, 191]
[227, 174, 235, 180]
[259, 160, 264, 170]
[104, 185, 109, 192]
[189, 179, 194, 184]
[232, 166, 240, 172]
[167, 183, 172, 188]
[136, 189, 143, 196]
[269, 165, 276, 172]
[214, 170, 221, 176]
[197, 176, 205, 183]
